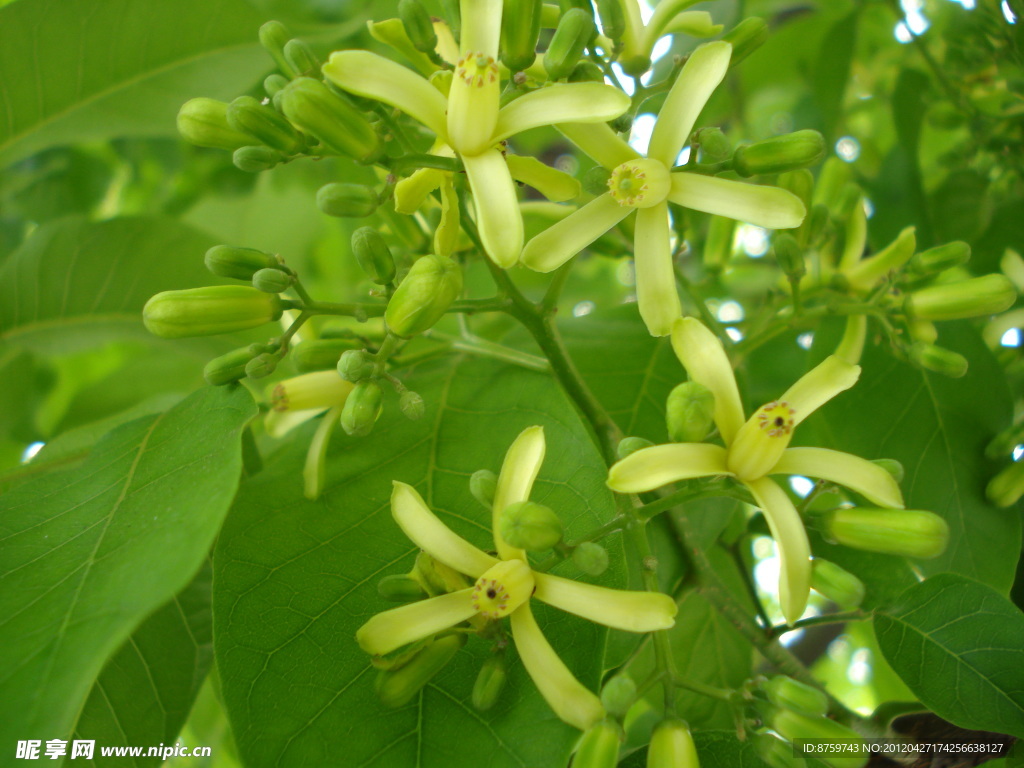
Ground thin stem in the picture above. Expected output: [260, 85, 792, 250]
[305, 300, 387, 319]
[767, 610, 868, 639]
[672, 675, 733, 701]
[637, 481, 754, 522]
[674, 264, 730, 345]
[426, 330, 551, 372]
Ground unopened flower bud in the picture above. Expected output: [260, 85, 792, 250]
[226, 95, 303, 154]
[398, 0, 437, 53]
[203, 347, 256, 386]
[143, 286, 282, 338]
[596, 0, 626, 41]
[292, 338, 363, 372]
[904, 274, 1016, 321]
[696, 127, 731, 160]
[279, 77, 381, 162]
[341, 380, 384, 437]
[600, 675, 636, 717]
[270, 370, 353, 412]
[583, 166, 613, 196]
[610, 113, 633, 134]
[544, 8, 594, 81]
[264, 73, 290, 98]
[337, 349, 375, 382]
[811, 559, 865, 609]
[204, 244, 278, 281]
[703, 215, 736, 271]
[733, 130, 826, 177]
[317, 183, 380, 218]
[617, 436, 654, 459]
[844, 226, 916, 292]
[470, 469, 498, 507]
[666, 382, 715, 443]
[777, 169, 814, 210]
[569, 61, 605, 82]
[986, 460, 1024, 508]
[499, 501, 563, 551]
[252, 267, 293, 293]
[501, 0, 543, 72]
[721, 17, 768, 66]
[648, 719, 698, 768]
[907, 241, 971, 277]
[574, 720, 622, 768]
[471, 656, 507, 711]
[774, 233, 806, 281]
[283, 39, 318, 77]
[351, 227, 397, 284]
[768, 709, 867, 768]
[573, 542, 609, 576]
[176, 97, 253, 150]
[385, 254, 463, 337]
[871, 458, 904, 484]
[233, 145, 284, 173]
[245, 352, 278, 379]
[908, 342, 968, 378]
[375, 634, 465, 707]
[399, 390, 425, 420]
[762, 676, 829, 718]
[820, 508, 949, 559]
[378, 574, 428, 602]
[259, 20, 293, 74]
[908, 319, 938, 344]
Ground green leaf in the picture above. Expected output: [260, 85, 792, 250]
[810, 9, 858, 141]
[694, 730, 772, 768]
[0, 0, 271, 167]
[875, 573, 1024, 739]
[72, 562, 214, 768]
[214, 356, 623, 767]
[0, 385, 256, 746]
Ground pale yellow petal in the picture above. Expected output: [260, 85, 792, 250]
[493, 84, 632, 144]
[520, 194, 631, 273]
[607, 443, 730, 493]
[668, 173, 806, 230]
[557, 122, 640, 170]
[460, 0, 502, 58]
[670, 317, 745, 444]
[492, 426, 546, 559]
[654, 10, 723, 39]
[780, 355, 860, 429]
[303, 404, 343, 501]
[394, 167, 444, 215]
[634, 202, 681, 337]
[533, 572, 677, 631]
[356, 589, 477, 655]
[774, 448, 905, 509]
[506, 155, 581, 202]
[463, 150, 523, 268]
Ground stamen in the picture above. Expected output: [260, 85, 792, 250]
[607, 158, 671, 209]
[755, 401, 796, 437]
[456, 51, 499, 89]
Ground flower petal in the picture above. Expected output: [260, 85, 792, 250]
[774, 447, 905, 509]
[492, 426, 546, 559]
[520, 194, 631, 273]
[648, 41, 731, 166]
[533, 572, 677, 631]
[323, 50, 448, 140]
[645, 0, 705, 40]
[391, 482, 498, 578]
[634, 202, 681, 336]
[509, 603, 605, 730]
[303, 403, 343, 501]
[655, 10, 723, 39]
[744, 477, 811, 625]
[607, 443, 730, 493]
[494, 84, 632, 144]
[670, 317, 746, 444]
[780, 355, 860, 429]
[463, 150, 524, 268]
[506, 154, 580, 202]
[264, 407, 324, 439]
[395, 167, 444, 214]
[668, 173, 806, 230]
[356, 588, 477, 655]
[447, 54, 500, 155]
[557, 122, 640, 170]
[460, 0, 502, 58]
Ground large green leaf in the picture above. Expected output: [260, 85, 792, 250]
[214, 356, 624, 767]
[0, 385, 256, 750]
[875, 573, 1024, 739]
[0, 0, 271, 167]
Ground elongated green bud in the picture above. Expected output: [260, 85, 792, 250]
[259, 20, 293, 75]
[337, 349, 375, 382]
[204, 347, 256, 386]
[752, 732, 804, 768]
[600, 675, 636, 717]
[986, 422, 1024, 461]
[908, 341, 968, 378]
[378, 573, 428, 601]
[340, 380, 384, 437]
[774, 233, 806, 281]
[696, 127, 731, 160]
[205, 244, 279, 281]
[908, 241, 971, 276]
[375, 635, 465, 707]
[569, 61, 605, 82]
[872, 458, 904, 484]
[595, 0, 625, 41]
[573, 541, 609, 576]
[704, 215, 736, 271]
[721, 17, 768, 66]
[820, 508, 949, 559]
[904, 274, 1016, 321]
[987, 460, 1024, 508]
[252, 267, 293, 293]
[177, 98, 253, 150]
[472, 656, 507, 711]
[813, 157, 851, 210]
[769, 709, 867, 768]
[648, 719, 698, 768]
[351, 227, 397, 284]
[544, 8, 594, 81]
[762, 676, 829, 718]
[844, 226, 916, 291]
[143, 286, 282, 339]
[617, 436, 654, 459]
[499, 501, 563, 551]
[233, 145, 284, 173]
[317, 183, 379, 218]
[279, 77, 381, 162]
[245, 352, 278, 379]
[399, 0, 438, 53]
[283, 39, 318, 77]
[385, 254, 463, 337]
[226, 96, 303, 154]
[777, 169, 814, 209]
[811, 559, 865, 609]
[501, 0, 543, 71]
[264, 73, 290, 98]
[293, 338, 363, 371]
[666, 381, 715, 443]
[908, 319, 937, 344]
[733, 131, 826, 177]
[470, 469, 498, 507]
[574, 720, 622, 768]
[400, 390, 426, 420]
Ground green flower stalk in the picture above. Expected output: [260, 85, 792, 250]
[521, 42, 805, 336]
[608, 318, 904, 624]
[356, 427, 677, 730]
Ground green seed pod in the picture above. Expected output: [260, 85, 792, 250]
[768, 709, 867, 768]
[721, 17, 768, 67]
[337, 349, 375, 383]
[245, 352, 278, 379]
[907, 241, 971, 277]
[617, 436, 654, 459]
[471, 656, 507, 711]
[583, 166, 613, 196]
[203, 347, 256, 386]
[264, 73, 290, 98]
[292, 338, 363, 372]
[317, 183, 380, 218]
[774, 233, 806, 281]
[400, 390, 426, 420]
[351, 227, 397, 284]
[573, 720, 622, 768]
[703, 215, 736, 271]
[820, 508, 950, 559]
[986, 460, 1024, 508]
[470, 469, 498, 507]
[762, 676, 829, 718]
[375, 634, 465, 707]
[251, 267, 293, 294]
[501, 0, 543, 72]
[600, 675, 636, 718]
[176, 97, 253, 150]
[143, 286, 283, 339]
[573, 541, 609, 576]
[666, 381, 715, 443]
[398, 0, 437, 53]
[595, 0, 625, 41]
[696, 127, 731, 160]
[259, 20, 293, 75]
[279, 77, 381, 162]
[226, 96, 303, 155]
[499, 500, 564, 551]
[385, 254, 463, 338]
[908, 341, 968, 378]
[233, 145, 285, 173]
[283, 39, 318, 77]
[811, 559, 866, 609]
[204, 244, 279, 281]
[733, 130, 827, 177]
[904, 274, 1016, 321]
[378, 573, 428, 602]
[568, 61, 605, 82]
[544, 8, 595, 81]
[340, 380, 384, 437]
[648, 719, 698, 768]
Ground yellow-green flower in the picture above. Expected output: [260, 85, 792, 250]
[607, 318, 904, 624]
[323, 0, 630, 268]
[356, 426, 677, 730]
[615, 0, 722, 75]
[520, 41, 806, 337]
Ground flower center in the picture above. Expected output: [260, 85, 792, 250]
[271, 384, 289, 412]
[471, 559, 535, 619]
[456, 51, 499, 88]
[754, 401, 795, 437]
[608, 158, 671, 208]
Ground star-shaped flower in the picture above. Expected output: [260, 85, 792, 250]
[520, 41, 806, 337]
[356, 426, 677, 730]
[607, 318, 904, 624]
